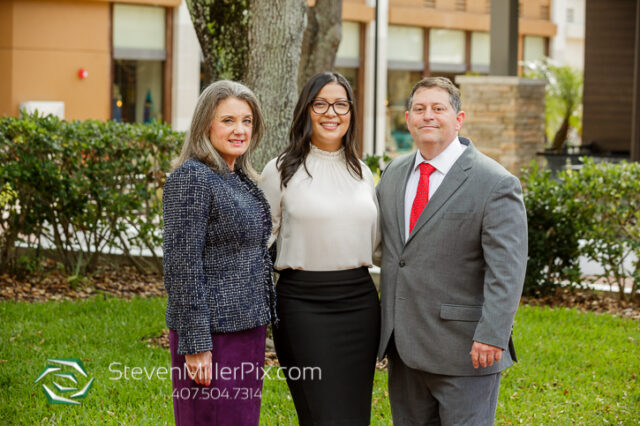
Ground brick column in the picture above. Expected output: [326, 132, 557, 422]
[455, 76, 546, 176]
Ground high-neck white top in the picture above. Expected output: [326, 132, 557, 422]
[259, 144, 379, 271]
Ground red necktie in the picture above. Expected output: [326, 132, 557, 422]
[409, 162, 436, 234]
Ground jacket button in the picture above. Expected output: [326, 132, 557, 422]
[399, 260, 406, 267]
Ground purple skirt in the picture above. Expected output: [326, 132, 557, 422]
[169, 326, 267, 426]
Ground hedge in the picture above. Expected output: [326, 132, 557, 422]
[0, 114, 182, 275]
[2, 115, 639, 301]
[521, 158, 640, 300]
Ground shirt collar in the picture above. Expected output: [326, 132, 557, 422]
[412, 136, 465, 175]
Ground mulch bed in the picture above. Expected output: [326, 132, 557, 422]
[2, 261, 638, 368]
[0, 260, 164, 302]
[521, 287, 640, 321]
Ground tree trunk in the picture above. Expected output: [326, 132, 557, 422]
[186, 0, 249, 83]
[551, 115, 571, 153]
[186, 0, 218, 82]
[246, 0, 308, 170]
[297, 0, 343, 91]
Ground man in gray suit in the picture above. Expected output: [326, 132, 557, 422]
[376, 77, 528, 425]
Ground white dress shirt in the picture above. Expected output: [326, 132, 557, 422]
[259, 144, 379, 271]
[404, 137, 467, 240]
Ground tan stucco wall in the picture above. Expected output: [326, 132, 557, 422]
[0, 1, 15, 117]
[343, 1, 375, 23]
[1, 0, 111, 120]
[93, 0, 180, 6]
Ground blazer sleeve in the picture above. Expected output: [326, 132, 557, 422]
[163, 165, 213, 355]
[474, 174, 528, 349]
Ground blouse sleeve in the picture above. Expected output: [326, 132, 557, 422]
[363, 164, 382, 266]
[163, 164, 213, 354]
[258, 158, 283, 248]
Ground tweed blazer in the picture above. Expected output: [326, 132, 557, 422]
[163, 158, 275, 355]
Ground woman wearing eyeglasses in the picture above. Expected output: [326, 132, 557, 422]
[259, 72, 380, 425]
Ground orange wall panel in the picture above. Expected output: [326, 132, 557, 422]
[12, 49, 111, 120]
[0, 1, 14, 117]
[343, 2, 375, 22]
[390, 7, 490, 31]
[13, 0, 110, 52]
[0, 50, 13, 118]
[0, 1, 14, 49]
[91, 0, 180, 6]
[3, 0, 111, 120]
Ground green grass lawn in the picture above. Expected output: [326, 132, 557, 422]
[0, 297, 638, 425]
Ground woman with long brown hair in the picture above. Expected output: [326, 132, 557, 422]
[259, 72, 380, 425]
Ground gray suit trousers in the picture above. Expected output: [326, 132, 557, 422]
[388, 342, 501, 426]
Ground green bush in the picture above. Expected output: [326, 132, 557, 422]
[521, 159, 640, 301]
[0, 114, 182, 275]
[0, 183, 16, 207]
[363, 152, 391, 177]
[520, 161, 583, 296]
[560, 158, 640, 301]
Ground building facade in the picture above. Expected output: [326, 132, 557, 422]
[550, 0, 585, 69]
[0, 0, 557, 158]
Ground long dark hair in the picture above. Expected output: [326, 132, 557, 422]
[276, 72, 362, 188]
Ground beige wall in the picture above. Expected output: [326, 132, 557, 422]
[0, 1, 15, 117]
[101, 0, 179, 6]
[0, 0, 111, 120]
[389, 0, 556, 37]
[342, 0, 375, 22]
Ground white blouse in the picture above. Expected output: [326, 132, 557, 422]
[259, 144, 379, 271]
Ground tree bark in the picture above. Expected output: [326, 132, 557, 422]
[186, 0, 249, 83]
[186, 0, 217, 82]
[297, 0, 343, 90]
[246, 0, 308, 170]
[552, 115, 570, 153]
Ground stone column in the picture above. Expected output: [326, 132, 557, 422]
[455, 76, 546, 176]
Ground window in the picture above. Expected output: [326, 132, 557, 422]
[335, 20, 361, 97]
[540, 5, 550, 20]
[455, 0, 466, 12]
[567, 8, 575, 23]
[429, 29, 466, 73]
[388, 25, 424, 67]
[386, 70, 423, 155]
[112, 4, 166, 123]
[386, 26, 425, 156]
[523, 36, 546, 63]
[470, 32, 490, 73]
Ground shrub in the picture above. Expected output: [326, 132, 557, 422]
[363, 153, 391, 181]
[559, 158, 640, 301]
[520, 161, 583, 296]
[0, 114, 183, 275]
[0, 183, 16, 207]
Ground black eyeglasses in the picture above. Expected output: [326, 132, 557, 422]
[310, 99, 352, 115]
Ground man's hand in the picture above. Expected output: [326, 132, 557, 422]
[185, 351, 212, 386]
[470, 341, 502, 369]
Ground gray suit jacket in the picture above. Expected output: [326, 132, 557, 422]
[377, 138, 527, 376]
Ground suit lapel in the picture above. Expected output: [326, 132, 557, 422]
[405, 142, 476, 246]
[396, 152, 418, 244]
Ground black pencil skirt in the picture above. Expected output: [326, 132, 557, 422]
[273, 267, 381, 426]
